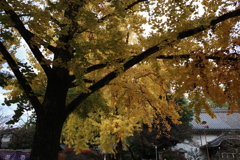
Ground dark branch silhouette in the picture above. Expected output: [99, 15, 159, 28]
[67, 8, 240, 113]
[0, 42, 42, 112]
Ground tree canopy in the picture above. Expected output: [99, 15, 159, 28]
[0, 0, 240, 159]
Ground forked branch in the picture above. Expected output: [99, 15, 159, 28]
[66, 8, 240, 114]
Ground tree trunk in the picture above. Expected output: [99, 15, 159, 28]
[116, 140, 124, 160]
[127, 146, 137, 160]
[29, 111, 66, 160]
[29, 69, 71, 160]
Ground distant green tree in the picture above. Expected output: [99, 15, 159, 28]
[206, 99, 228, 109]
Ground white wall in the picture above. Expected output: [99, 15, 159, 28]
[171, 134, 217, 160]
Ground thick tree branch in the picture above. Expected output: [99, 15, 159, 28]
[0, 42, 42, 113]
[2, 0, 54, 76]
[53, 1, 84, 63]
[66, 8, 240, 114]
[86, 9, 240, 74]
[123, 9, 240, 69]
[85, 53, 238, 75]
[86, 64, 107, 73]
[85, 57, 127, 73]
[179, 9, 240, 39]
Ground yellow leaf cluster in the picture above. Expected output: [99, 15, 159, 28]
[63, 62, 183, 154]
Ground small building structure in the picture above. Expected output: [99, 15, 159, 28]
[172, 109, 240, 160]
[0, 129, 14, 149]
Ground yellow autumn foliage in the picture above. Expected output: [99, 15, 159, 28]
[1, 0, 240, 158]
[63, 62, 182, 154]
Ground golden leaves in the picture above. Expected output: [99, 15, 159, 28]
[96, 115, 141, 153]
[62, 62, 184, 154]
[3, 0, 240, 155]
[62, 113, 99, 153]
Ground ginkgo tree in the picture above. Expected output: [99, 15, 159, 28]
[62, 62, 182, 157]
[0, 0, 240, 159]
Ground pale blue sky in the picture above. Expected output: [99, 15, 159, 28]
[0, 42, 30, 126]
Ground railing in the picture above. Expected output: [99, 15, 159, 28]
[208, 133, 240, 147]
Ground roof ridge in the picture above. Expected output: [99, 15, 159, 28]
[201, 108, 239, 113]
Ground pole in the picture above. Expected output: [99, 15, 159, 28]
[204, 129, 210, 160]
[155, 145, 158, 160]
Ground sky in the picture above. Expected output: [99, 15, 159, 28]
[0, 43, 30, 127]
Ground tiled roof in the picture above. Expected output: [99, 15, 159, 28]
[190, 109, 240, 130]
[206, 133, 240, 148]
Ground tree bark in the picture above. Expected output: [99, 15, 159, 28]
[29, 69, 70, 160]
[116, 140, 124, 160]
[29, 111, 66, 160]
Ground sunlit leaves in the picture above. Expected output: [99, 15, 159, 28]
[63, 62, 183, 154]
[1, 0, 240, 157]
